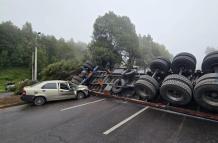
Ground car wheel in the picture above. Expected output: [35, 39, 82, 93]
[34, 97, 46, 106]
[77, 91, 86, 99]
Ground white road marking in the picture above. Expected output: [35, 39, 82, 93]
[150, 107, 218, 123]
[103, 106, 149, 135]
[60, 99, 105, 111]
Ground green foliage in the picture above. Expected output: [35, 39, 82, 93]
[136, 35, 173, 66]
[41, 60, 82, 80]
[15, 79, 38, 95]
[0, 67, 31, 92]
[89, 12, 172, 69]
[0, 21, 87, 71]
[89, 11, 139, 68]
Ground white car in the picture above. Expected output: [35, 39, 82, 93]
[21, 80, 89, 106]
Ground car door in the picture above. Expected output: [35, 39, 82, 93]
[58, 82, 76, 99]
[40, 82, 59, 101]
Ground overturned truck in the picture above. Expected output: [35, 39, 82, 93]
[71, 52, 218, 121]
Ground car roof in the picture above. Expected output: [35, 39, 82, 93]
[41, 80, 67, 83]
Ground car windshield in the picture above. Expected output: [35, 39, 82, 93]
[69, 82, 77, 89]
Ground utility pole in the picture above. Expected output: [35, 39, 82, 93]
[32, 32, 41, 81]
[32, 49, 34, 80]
[34, 43, 37, 81]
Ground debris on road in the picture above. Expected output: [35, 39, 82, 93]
[0, 95, 24, 108]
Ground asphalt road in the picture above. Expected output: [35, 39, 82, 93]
[0, 96, 218, 143]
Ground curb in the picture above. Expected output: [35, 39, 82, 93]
[0, 102, 26, 109]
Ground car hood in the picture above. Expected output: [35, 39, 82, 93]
[77, 85, 88, 90]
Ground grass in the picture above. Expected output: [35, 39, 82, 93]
[0, 67, 31, 92]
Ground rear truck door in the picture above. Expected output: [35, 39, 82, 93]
[40, 82, 59, 101]
[58, 82, 76, 99]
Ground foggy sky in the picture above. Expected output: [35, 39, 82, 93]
[1, 0, 218, 68]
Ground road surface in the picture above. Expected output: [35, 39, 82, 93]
[0, 96, 218, 143]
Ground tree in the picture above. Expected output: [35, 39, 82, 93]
[89, 11, 139, 68]
[136, 35, 172, 66]
[205, 46, 217, 55]
[0, 21, 88, 77]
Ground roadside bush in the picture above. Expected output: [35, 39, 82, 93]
[40, 60, 82, 80]
[15, 79, 38, 95]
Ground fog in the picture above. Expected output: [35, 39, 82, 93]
[1, 0, 218, 68]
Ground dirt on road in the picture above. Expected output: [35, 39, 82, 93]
[0, 94, 23, 108]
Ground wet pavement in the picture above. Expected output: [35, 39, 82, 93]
[0, 96, 217, 143]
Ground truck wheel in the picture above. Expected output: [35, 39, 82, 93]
[121, 87, 135, 97]
[175, 52, 197, 63]
[171, 54, 196, 74]
[160, 79, 192, 105]
[163, 74, 193, 89]
[122, 69, 136, 79]
[150, 57, 171, 74]
[196, 73, 218, 84]
[112, 79, 125, 94]
[194, 78, 218, 112]
[77, 91, 86, 99]
[34, 97, 46, 106]
[202, 52, 218, 73]
[134, 79, 156, 100]
[139, 75, 159, 90]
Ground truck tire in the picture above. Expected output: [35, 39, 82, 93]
[122, 69, 136, 78]
[121, 87, 135, 97]
[134, 79, 156, 100]
[139, 75, 159, 90]
[194, 78, 218, 112]
[202, 53, 218, 73]
[203, 51, 218, 62]
[163, 74, 193, 89]
[171, 55, 196, 74]
[175, 52, 197, 63]
[196, 73, 218, 84]
[150, 57, 171, 74]
[160, 79, 192, 105]
[112, 79, 125, 94]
